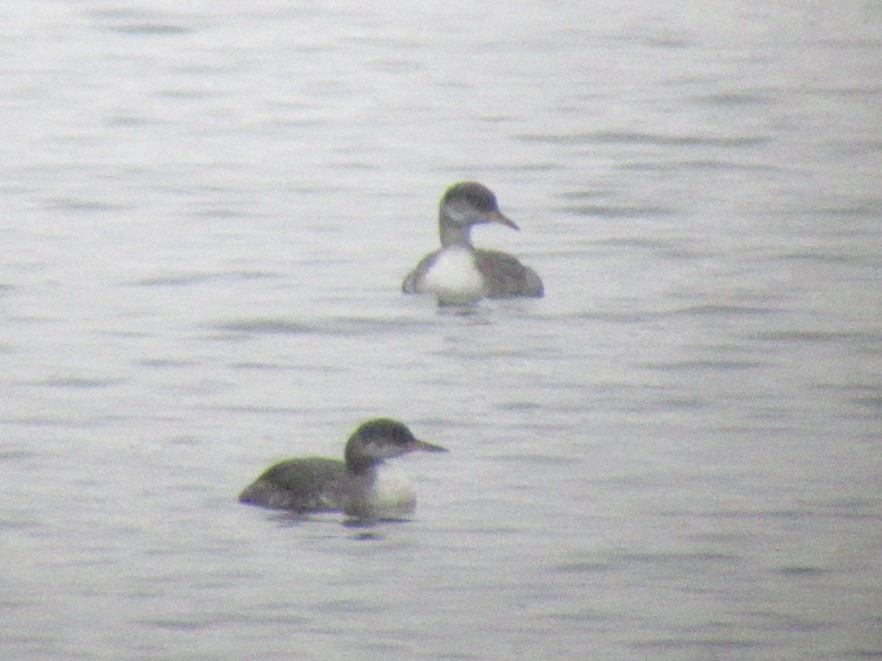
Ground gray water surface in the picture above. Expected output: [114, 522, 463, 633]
[2, 1, 881, 659]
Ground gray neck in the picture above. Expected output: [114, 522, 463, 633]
[347, 456, 379, 476]
[439, 216, 473, 248]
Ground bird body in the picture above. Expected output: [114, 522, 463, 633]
[239, 419, 446, 521]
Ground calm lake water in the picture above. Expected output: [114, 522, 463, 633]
[2, 1, 881, 659]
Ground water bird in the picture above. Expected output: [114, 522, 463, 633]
[239, 418, 447, 521]
[402, 181, 544, 304]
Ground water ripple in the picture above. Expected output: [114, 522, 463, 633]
[134, 271, 281, 287]
[212, 316, 435, 337]
[517, 130, 772, 148]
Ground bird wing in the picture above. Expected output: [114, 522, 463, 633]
[402, 251, 440, 293]
[475, 249, 544, 298]
[239, 457, 346, 511]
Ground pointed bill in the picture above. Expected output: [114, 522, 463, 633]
[488, 210, 520, 231]
[408, 438, 448, 453]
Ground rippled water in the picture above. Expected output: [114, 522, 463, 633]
[2, 1, 881, 659]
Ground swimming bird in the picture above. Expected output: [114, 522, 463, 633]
[238, 418, 447, 521]
[402, 181, 544, 304]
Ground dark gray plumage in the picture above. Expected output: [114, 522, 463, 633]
[239, 418, 446, 520]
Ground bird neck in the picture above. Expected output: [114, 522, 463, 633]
[346, 455, 379, 475]
[439, 216, 474, 248]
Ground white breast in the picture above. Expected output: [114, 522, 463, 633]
[371, 463, 417, 518]
[343, 463, 417, 521]
[422, 247, 486, 304]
